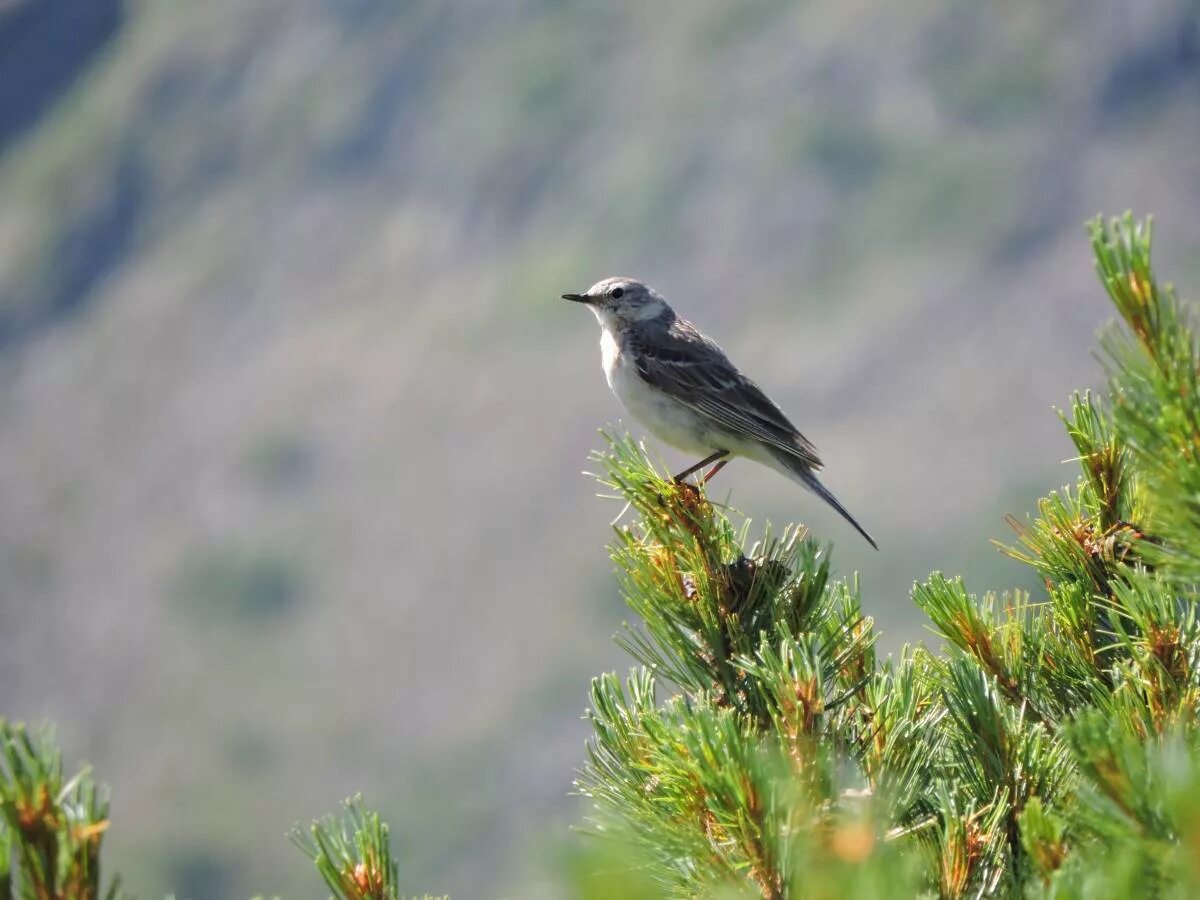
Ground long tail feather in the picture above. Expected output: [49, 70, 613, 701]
[771, 451, 878, 550]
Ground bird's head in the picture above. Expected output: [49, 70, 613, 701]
[562, 277, 671, 329]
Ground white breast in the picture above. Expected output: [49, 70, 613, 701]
[600, 328, 621, 391]
[598, 326, 717, 456]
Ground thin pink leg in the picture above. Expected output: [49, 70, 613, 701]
[673, 450, 728, 483]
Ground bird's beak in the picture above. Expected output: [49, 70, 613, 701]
[561, 292, 590, 304]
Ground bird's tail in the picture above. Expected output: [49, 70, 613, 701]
[771, 451, 878, 550]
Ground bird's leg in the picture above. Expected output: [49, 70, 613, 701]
[701, 459, 729, 484]
[673, 450, 729, 483]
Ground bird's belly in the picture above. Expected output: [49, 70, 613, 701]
[607, 352, 719, 456]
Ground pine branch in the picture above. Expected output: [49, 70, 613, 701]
[1060, 391, 1138, 532]
[290, 796, 399, 900]
[1093, 213, 1200, 584]
[1, 816, 12, 900]
[1017, 797, 1069, 885]
[593, 432, 852, 726]
[0, 720, 119, 900]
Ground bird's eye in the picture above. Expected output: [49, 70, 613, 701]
[611, 287, 624, 299]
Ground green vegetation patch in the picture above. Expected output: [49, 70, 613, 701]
[170, 542, 304, 628]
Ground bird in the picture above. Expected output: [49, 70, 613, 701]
[563, 277, 877, 550]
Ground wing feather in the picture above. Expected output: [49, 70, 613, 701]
[629, 321, 822, 469]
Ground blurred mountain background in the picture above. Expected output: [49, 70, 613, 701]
[1, 0, 1198, 896]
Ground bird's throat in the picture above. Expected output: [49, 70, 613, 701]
[600, 328, 621, 389]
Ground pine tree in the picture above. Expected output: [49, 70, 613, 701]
[573, 214, 1200, 898]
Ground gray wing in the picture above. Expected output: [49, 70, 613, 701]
[629, 320, 823, 469]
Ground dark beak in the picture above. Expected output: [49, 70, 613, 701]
[561, 292, 590, 303]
